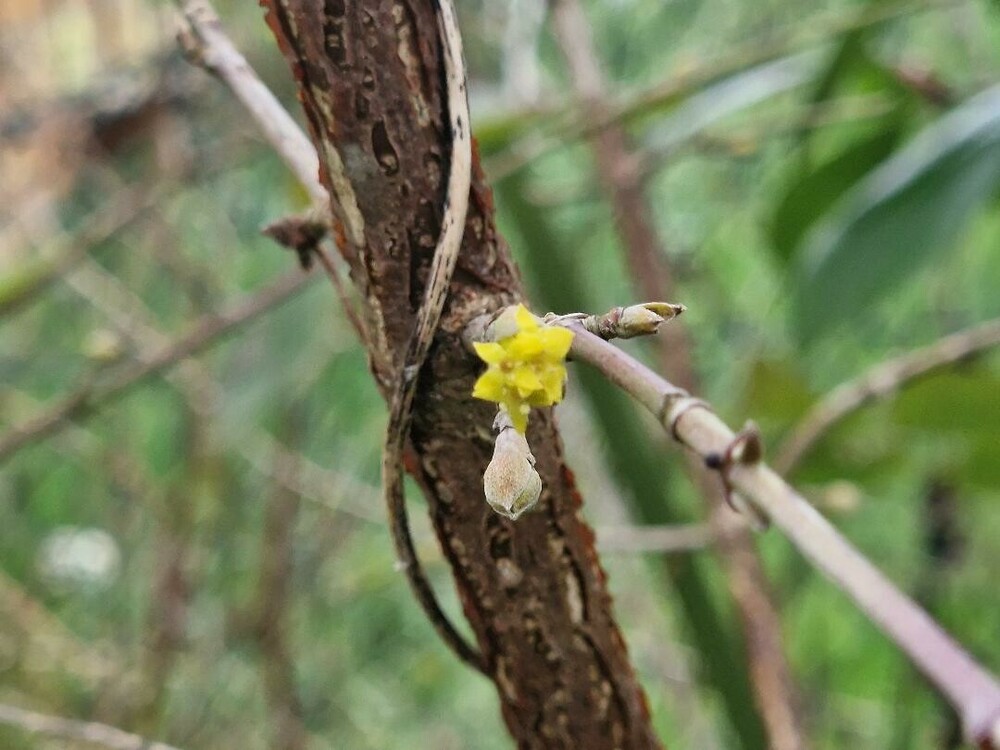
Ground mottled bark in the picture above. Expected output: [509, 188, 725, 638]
[260, 1, 660, 747]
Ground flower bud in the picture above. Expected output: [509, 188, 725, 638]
[484, 426, 542, 520]
[617, 302, 686, 338]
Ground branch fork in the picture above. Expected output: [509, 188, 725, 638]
[471, 301, 684, 520]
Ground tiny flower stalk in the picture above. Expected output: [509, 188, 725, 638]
[472, 304, 573, 434]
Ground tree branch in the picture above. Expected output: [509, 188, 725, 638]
[486, 0, 950, 181]
[564, 321, 1000, 748]
[0, 703, 183, 750]
[774, 317, 1000, 475]
[175, 0, 325, 206]
[0, 269, 315, 465]
[260, 1, 661, 744]
[597, 523, 712, 554]
[549, 2, 804, 747]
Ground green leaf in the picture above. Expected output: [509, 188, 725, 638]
[771, 126, 901, 262]
[642, 53, 820, 154]
[808, 24, 870, 113]
[795, 84, 1000, 340]
[891, 370, 1000, 434]
[740, 359, 816, 425]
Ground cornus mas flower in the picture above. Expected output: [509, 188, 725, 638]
[472, 305, 574, 434]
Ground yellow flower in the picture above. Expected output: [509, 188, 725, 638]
[472, 305, 574, 433]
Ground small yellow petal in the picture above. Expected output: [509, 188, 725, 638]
[526, 391, 550, 407]
[473, 341, 507, 365]
[539, 326, 574, 360]
[512, 366, 543, 397]
[472, 370, 505, 402]
[506, 332, 544, 359]
[514, 304, 539, 332]
[541, 366, 566, 403]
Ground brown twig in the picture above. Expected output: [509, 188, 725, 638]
[175, 0, 326, 206]
[263, 0, 663, 742]
[0, 269, 314, 465]
[254, 415, 309, 750]
[486, 0, 950, 181]
[0, 186, 158, 318]
[564, 321, 1000, 748]
[176, 0, 368, 347]
[774, 317, 1000, 475]
[549, 2, 805, 746]
[597, 523, 712, 554]
[64, 255, 379, 525]
[0, 702, 183, 750]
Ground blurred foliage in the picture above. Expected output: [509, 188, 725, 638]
[1, 0, 999, 748]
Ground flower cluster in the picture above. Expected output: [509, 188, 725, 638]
[472, 305, 574, 434]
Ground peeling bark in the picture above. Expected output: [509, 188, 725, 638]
[260, 1, 661, 746]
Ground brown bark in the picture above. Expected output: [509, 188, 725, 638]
[260, 1, 660, 747]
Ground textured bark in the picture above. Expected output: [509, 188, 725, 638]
[261, 1, 660, 747]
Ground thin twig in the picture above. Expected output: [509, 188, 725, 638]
[64, 256, 380, 522]
[597, 523, 712, 553]
[0, 702, 183, 750]
[176, 0, 368, 346]
[549, 2, 805, 745]
[175, 0, 325, 206]
[380, 0, 486, 674]
[255, 412, 309, 750]
[0, 269, 314, 465]
[563, 321, 1000, 748]
[0, 186, 158, 318]
[775, 317, 1000, 475]
[486, 0, 949, 181]
[313, 241, 368, 343]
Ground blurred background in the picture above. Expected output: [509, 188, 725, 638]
[1, 0, 998, 748]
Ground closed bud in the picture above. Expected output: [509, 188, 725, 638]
[484, 424, 542, 520]
[599, 302, 686, 339]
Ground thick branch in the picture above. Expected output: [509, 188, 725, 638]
[565, 322, 1000, 748]
[261, 1, 660, 746]
[775, 317, 1000, 474]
